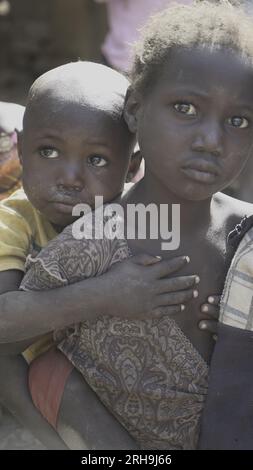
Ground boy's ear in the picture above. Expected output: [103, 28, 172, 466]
[124, 87, 142, 133]
[126, 148, 143, 183]
[16, 130, 23, 165]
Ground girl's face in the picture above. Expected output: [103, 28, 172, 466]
[126, 47, 253, 201]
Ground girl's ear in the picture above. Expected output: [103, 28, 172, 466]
[16, 130, 23, 165]
[124, 87, 142, 133]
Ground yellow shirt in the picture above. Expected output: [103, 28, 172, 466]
[0, 188, 58, 362]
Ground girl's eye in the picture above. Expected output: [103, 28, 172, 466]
[227, 116, 249, 129]
[39, 148, 59, 159]
[174, 103, 197, 116]
[88, 155, 108, 167]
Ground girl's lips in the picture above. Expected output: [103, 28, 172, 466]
[181, 167, 218, 184]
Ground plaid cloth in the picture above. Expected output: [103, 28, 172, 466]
[220, 220, 253, 330]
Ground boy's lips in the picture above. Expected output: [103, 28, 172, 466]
[50, 199, 80, 215]
[50, 193, 94, 216]
[181, 160, 220, 184]
[51, 202, 74, 214]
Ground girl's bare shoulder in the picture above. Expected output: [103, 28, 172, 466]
[214, 192, 253, 228]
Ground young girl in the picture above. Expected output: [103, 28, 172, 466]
[10, 1, 253, 449]
[0, 61, 198, 450]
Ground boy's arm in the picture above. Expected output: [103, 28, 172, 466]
[0, 270, 53, 354]
[0, 255, 199, 352]
[0, 208, 198, 351]
[0, 268, 121, 351]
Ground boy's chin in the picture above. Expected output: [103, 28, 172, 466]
[47, 212, 77, 230]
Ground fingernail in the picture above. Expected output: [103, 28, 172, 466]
[208, 296, 214, 304]
[185, 256, 190, 263]
[201, 305, 208, 312]
[193, 290, 198, 298]
[181, 304, 185, 311]
[155, 255, 162, 260]
[199, 322, 206, 330]
[195, 276, 200, 284]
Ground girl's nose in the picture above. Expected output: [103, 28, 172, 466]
[191, 120, 223, 157]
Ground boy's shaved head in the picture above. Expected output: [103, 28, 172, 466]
[24, 61, 130, 129]
[20, 61, 137, 228]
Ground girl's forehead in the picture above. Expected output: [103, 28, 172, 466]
[154, 47, 253, 100]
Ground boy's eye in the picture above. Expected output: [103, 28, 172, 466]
[227, 116, 249, 129]
[39, 148, 59, 159]
[88, 155, 108, 167]
[174, 103, 197, 116]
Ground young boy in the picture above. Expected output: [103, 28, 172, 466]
[0, 61, 198, 449]
[18, 1, 253, 449]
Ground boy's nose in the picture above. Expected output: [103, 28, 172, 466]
[57, 161, 84, 192]
[191, 120, 223, 157]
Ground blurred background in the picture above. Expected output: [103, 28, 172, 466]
[1, 0, 252, 201]
[1, 0, 252, 103]
[0, 0, 107, 103]
[0, 0, 253, 450]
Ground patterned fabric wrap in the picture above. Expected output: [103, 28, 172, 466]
[220, 221, 253, 330]
[21, 210, 208, 449]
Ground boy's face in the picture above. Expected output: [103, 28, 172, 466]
[20, 103, 134, 227]
[126, 47, 253, 201]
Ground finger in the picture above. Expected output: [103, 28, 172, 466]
[207, 295, 221, 306]
[153, 256, 190, 278]
[156, 275, 200, 294]
[198, 320, 218, 335]
[200, 303, 219, 319]
[131, 253, 162, 266]
[156, 288, 198, 307]
[151, 304, 184, 317]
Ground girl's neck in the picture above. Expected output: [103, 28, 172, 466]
[124, 171, 213, 230]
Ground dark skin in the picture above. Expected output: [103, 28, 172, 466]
[0, 63, 200, 449]
[124, 47, 253, 364]
[21, 105, 135, 229]
[199, 295, 220, 340]
[14, 47, 253, 449]
[14, 49, 253, 449]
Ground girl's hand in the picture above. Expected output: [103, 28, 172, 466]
[106, 254, 199, 319]
[199, 295, 221, 340]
